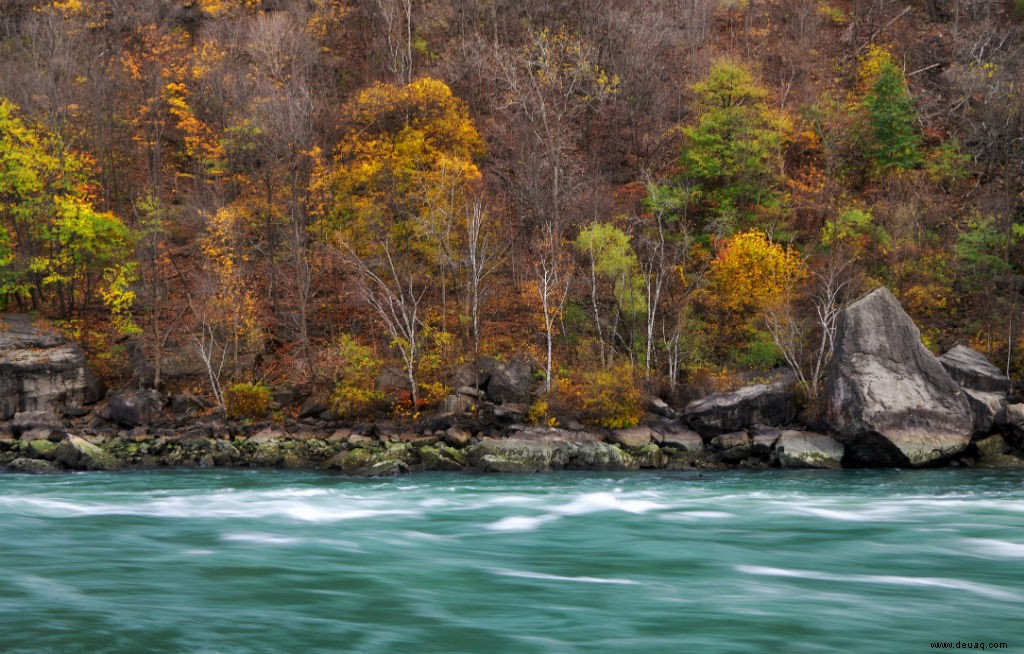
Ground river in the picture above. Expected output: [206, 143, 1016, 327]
[1, 469, 1022, 653]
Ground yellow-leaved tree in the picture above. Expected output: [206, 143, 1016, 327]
[314, 78, 484, 407]
[708, 229, 808, 370]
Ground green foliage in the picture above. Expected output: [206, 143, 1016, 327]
[556, 362, 644, 429]
[821, 208, 890, 257]
[225, 382, 271, 419]
[730, 328, 784, 370]
[924, 139, 970, 184]
[0, 97, 134, 316]
[330, 334, 389, 418]
[956, 216, 1014, 284]
[574, 222, 647, 317]
[679, 60, 788, 231]
[862, 59, 923, 171]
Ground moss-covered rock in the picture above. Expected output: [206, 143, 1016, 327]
[417, 444, 466, 471]
[54, 435, 119, 471]
[21, 438, 58, 460]
[323, 443, 415, 476]
[6, 457, 61, 473]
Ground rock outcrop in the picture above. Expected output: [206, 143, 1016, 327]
[0, 315, 104, 420]
[467, 429, 630, 472]
[824, 288, 973, 466]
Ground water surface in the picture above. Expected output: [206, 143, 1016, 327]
[1, 469, 1022, 653]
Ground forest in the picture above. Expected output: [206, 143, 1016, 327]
[1, 0, 1023, 427]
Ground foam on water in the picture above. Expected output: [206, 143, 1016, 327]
[735, 565, 1024, 602]
[490, 568, 643, 586]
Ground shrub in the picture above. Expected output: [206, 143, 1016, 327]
[225, 382, 271, 419]
[329, 333, 389, 419]
[556, 362, 644, 430]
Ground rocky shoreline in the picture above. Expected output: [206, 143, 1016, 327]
[3, 288, 1024, 475]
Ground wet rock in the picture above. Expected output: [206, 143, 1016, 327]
[972, 434, 1024, 468]
[824, 288, 973, 467]
[775, 431, 844, 469]
[683, 383, 797, 437]
[467, 429, 629, 472]
[0, 314, 105, 420]
[6, 457, 61, 473]
[54, 435, 119, 471]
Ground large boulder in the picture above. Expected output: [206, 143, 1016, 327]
[823, 288, 973, 467]
[774, 431, 844, 469]
[939, 345, 1010, 435]
[0, 314, 105, 420]
[682, 382, 797, 437]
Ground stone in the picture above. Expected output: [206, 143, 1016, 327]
[775, 431, 845, 469]
[0, 314, 105, 420]
[248, 428, 283, 444]
[451, 356, 499, 390]
[485, 358, 533, 404]
[22, 438, 58, 460]
[1001, 403, 1024, 448]
[750, 426, 781, 456]
[101, 390, 166, 428]
[939, 345, 1011, 394]
[467, 429, 629, 473]
[439, 393, 474, 415]
[323, 444, 414, 476]
[963, 389, 1006, 436]
[709, 431, 754, 463]
[655, 427, 704, 453]
[54, 435, 119, 471]
[645, 397, 676, 419]
[609, 426, 653, 449]
[443, 426, 472, 448]
[823, 288, 973, 467]
[682, 383, 797, 437]
[6, 457, 60, 473]
[972, 434, 1024, 468]
[11, 410, 63, 436]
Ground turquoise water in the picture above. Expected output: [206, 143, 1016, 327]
[1, 470, 1022, 654]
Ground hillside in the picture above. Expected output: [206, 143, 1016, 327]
[1, 0, 1022, 424]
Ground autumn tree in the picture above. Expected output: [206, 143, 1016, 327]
[0, 98, 134, 319]
[315, 77, 484, 406]
[859, 46, 923, 173]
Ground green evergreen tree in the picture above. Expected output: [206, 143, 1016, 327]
[862, 61, 923, 171]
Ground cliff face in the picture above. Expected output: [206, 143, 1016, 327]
[0, 315, 105, 420]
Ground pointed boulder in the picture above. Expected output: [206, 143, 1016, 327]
[823, 288, 972, 466]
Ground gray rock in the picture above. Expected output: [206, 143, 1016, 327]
[609, 426, 653, 448]
[0, 315, 104, 420]
[655, 427, 704, 453]
[775, 431, 844, 469]
[6, 457, 61, 473]
[439, 393, 474, 415]
[452, 356, 499, 390]
[972, 434, 1024, 468]
[683, 383, 797, 437]
[485, 358, 533, 404]
[467, 429, 629, 472]
[750, 426, 781, 456]
[54, 435, 119, 471]
[443, 426, 472, 448]
[709, 431, 754, 463]
[823, 288, 973, 467]
[645, 397, 676, 419]
[963, 389, 1006, 436]
[101, 390, 166, 428]
[939, 345, 1011, 394]
[12, 410, 62, 436]
[1001, 403, 1024, 448]
[248, 428, 282, 444]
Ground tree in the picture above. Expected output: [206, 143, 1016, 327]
[859, 46, 922, 172]
[0, 98, 134, 317]
[679, 60, 789, 233]
[315, 77, 484, 406]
